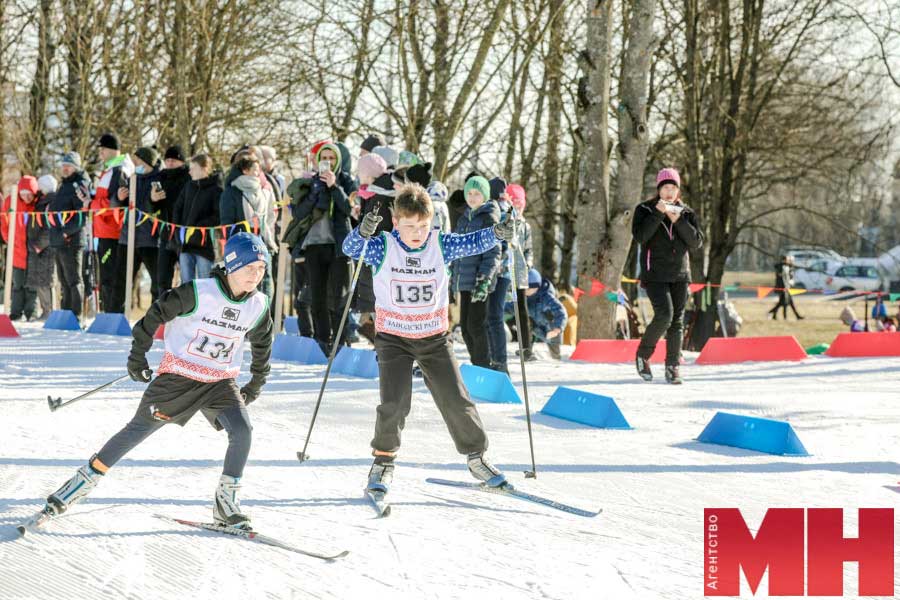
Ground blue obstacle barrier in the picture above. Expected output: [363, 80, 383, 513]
[283, 316, 299, 335]
[540, 386, 632, 429]
[332, 346, 379, 378]
[696, 412, 809, 456]
[43, 310, 80, 331]
[271, 334, 327, 365]
[86, 313, 132, 336]
[460, 364, 521, 404]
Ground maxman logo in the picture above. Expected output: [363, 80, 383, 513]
[391, 266, 436, 275]
[222, 307, 241, 321]
[406, 257, 421, 268]
[705, 508, 893, 596]
[201, 316, 249, 332]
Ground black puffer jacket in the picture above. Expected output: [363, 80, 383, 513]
[632, 198, 703, 283]
[155, 164, 191, 223]
[173, 172, 223, 261]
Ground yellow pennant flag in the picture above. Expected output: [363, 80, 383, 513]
[621, 276, 638, 283]
[788, 288, 807, 296]
[186, 226, 196, 242]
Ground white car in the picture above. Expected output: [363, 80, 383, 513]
[793, 259, 840, 290]
[824, 262, 885, 292]
[785, 248, 845, 269]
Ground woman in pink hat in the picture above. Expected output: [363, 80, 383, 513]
[631, 167, 703, 384]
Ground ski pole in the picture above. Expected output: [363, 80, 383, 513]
[47, 373, 132, 412]
[506, 209, 538, 478]
[297, 201, 380, 462]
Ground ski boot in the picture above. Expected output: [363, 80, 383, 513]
[467, 452, 507, 488]
[665, 364, 683, 385]
[46, 457, 105, 516]
[213, 474, 252, 530]
[636, 356, 653, 381]
[366, 457, 395, 493]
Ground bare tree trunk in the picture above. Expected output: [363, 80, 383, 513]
[23, 0, 55, 174]
[576, 0, 657, 341]
[540, 0, 565, 283]
[558, 143, 581, 289]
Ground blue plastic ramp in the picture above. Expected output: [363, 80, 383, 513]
[696, 412, 809, 456]
[460, 364, 521, 404]
[271, 334, 328, 365]
[86, 313, 132, 336]
[332, 346, 379, 378]
[540, 386, 632, 429]
[43, 310, 80, 331]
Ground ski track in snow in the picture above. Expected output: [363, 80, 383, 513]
[1, 322, 899, 599]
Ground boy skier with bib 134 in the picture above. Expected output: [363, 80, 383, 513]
[23, 232, 273, 532]
[341, 183, 517, 503]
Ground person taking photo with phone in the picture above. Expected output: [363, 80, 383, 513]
[631, 167, 703, 385]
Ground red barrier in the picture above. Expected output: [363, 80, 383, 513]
[0, 314, 19, 338]
[570, 339, 668, 363]
[696, 336, 807, 365]
[154, 325, 165, 341]
[825, 332, 900, 357]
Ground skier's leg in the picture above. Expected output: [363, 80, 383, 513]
[370, 333, 415, 455]
[212, 405, 253, 528]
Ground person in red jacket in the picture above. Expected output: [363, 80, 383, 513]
[1, 176, 39, 320]
[88, 132, 134, 314]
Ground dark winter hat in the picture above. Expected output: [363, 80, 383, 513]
[528, 269, 542, 289]
[164, 145, 186, 162]
[224, 232, 271, 274]
[97, 132, 120, 150]
[392, 162, 433, 188]
[489, 177, 508, 201]
[59, 151, 82, 168]
[361, 134, 385, 153]
[134, 146, 159, 167]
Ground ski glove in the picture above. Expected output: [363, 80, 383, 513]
[240, 375, 266, 405]
[493, 216, 516, 241]
[471, 275, 491, 303]
[359, 211, 382, 239]
[127, 352, 153, 383]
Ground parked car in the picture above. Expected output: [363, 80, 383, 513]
[793, 258, 840, 290]
[784, 247, 845, 269]
[825, 261, 886, 292]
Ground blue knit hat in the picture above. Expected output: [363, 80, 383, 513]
[527, 269, 542, 288]
[224, 232, 270, 274]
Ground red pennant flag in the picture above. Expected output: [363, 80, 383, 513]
[573, 287, 585, 301]
[151, 218, 159, 237]
[252, 216, 259, 235]
[589, 279, 605, 296]
[688, 283, 706, 294]
[200, 228, 207, 246]
[757, 287, 774, 299]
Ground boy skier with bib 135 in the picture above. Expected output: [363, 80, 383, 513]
[23, 232, 273, 532]
[341, 183, 517, 503]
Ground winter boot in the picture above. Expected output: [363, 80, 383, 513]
[213, 474, 252, 530]
[46, 458, 104, 515]
[547, 341, 562, 360]
[665, 364, 683, 385]
[636, 356, 653, 381]
[467, 452, 507, 487]
[366, 456, 395, 493]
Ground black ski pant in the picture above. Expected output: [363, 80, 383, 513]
[637, 281, 688, 366]
[304, 244, 350, 348]
[97, 238, 125, 313]
[96, 374, 253, 478]
[459, 291, 491, 367]
[768, 291, 801, 319]
[54, 246, 83, 317]
[371, 332, 488, 456]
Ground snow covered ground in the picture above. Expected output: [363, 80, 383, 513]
[1, 323, 899, 600]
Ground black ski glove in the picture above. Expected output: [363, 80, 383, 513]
[127, 352, 153, 383]
[359, 211, 382, 239]
[240, 375, 266, 405]
[493, 215, 517, 241]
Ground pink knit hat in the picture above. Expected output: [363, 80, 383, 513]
[656, 167, 680, 189]
[358, 153, 387, 182]
[506, 183, 526, 211]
